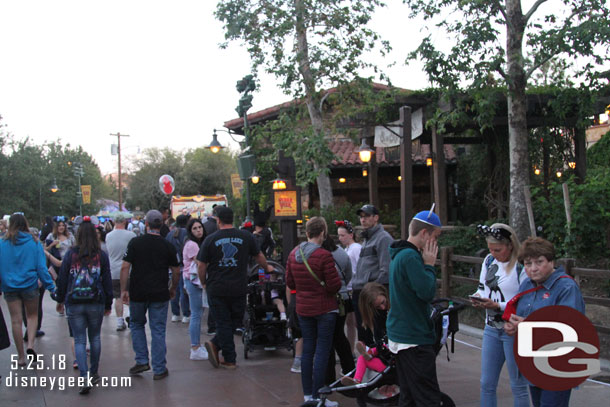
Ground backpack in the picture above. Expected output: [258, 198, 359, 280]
[430, 299, 461, 360]
[67, 252, 102, 303]
[166, 228, 187, 266]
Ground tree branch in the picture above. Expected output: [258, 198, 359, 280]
[524, 0, 548, 24]
[526, 53, 558, 80]
[493, 0, 509, 26]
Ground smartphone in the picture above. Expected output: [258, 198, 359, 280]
[469, 295, 486, 302]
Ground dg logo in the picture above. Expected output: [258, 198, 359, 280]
[514, 305, 600, 391]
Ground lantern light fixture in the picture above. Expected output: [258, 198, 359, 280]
[272, 179, 287, 190]
[207, 130, 224, 153]
[357, 139, 374, 163]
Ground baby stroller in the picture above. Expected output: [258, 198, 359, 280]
[309, 298, 465, 407]
[242, 260, 294, 359]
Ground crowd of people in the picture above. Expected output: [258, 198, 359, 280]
[0, 202, 587, 407]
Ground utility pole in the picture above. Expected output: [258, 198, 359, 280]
[236, 75, 256, 219]
[110, 132, 130, 211]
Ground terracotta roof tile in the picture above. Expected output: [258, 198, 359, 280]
[328, 139, 456, 168]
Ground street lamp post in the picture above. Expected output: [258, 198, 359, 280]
[235, 74, 256, 219]
[73, 162, 84, 216]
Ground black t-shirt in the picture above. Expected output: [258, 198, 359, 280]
[197, 228, 260, 297]
[123, 233, 179, 302]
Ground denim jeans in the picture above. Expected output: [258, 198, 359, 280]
[208, 294, 246, 364]
[67, 303, 104, 377]
[480, 325, 530, 407]
[529, 386, 571, 407]
[298, 312, 337, 399]
[170, 272, 190, 317]
[129, 301, 169, 374]
[184, 279, 203, 347]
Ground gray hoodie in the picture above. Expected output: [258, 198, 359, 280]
[331, 247, 352, 299]
[294, 241, 320, 263]
[351, 223, 394, 290]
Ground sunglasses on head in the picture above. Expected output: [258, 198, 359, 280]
[477, 224, 512, 241]
[54, 216, 66, 222]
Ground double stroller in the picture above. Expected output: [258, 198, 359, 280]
[242, 260, 294, 359]
[310, 298, 465, 407]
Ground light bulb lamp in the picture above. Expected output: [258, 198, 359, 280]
[339, 177, 346, 183]
[207, 130, 224, 153]
[556, 171, 562, 178]
[50, 178, 59, 193]
[250, 169, 260, 184]
[357, 139, 374, 163]
[568, 161, 576, 169]
[362, 168, 368, 177]
[426, 157, 433, 167]
[534, 168, 541, 175]
[398, 176, 402, 181]
[272, 179, 287, 190]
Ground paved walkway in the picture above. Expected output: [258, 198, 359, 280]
[1, 299, 609, 406]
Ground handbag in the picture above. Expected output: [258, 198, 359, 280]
[188, 260, 203, 288]
[299, 246, 345, 317]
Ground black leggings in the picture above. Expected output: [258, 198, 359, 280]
[325, 313, 356, 384]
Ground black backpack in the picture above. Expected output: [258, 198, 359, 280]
[430, 298, 463, 360]
[67, 252, 102, 303]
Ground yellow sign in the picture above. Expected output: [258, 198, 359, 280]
[274, 190, 298, 217]
[231, 174, 243, 199]
[81, 185, 91, 204]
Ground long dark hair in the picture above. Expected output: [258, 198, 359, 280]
[186, 218, 206, 245]
[321, 235, 338, 252]
[76, 221, 101, 258]
[4, 214, 30, 244]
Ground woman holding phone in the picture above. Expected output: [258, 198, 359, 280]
[472, 223, 529, 407]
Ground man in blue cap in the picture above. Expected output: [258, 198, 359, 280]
[387, 206, 442, 407]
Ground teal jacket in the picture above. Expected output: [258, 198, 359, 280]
[0, 232, 56, 293]
[386, 240, 437, 345]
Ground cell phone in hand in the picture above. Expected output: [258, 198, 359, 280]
[469, 295, 486, 302]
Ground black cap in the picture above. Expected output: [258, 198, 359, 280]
[175, 214, 190, 228]
[215, 206, 233, 225]
[356, 204, 379, 216]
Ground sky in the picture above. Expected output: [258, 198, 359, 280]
[0, 0, 434, 175]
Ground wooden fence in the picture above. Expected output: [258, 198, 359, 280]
[437, 247, 610, 335]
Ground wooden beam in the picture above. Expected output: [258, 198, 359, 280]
[431, 126, 448, 225]
[400, 106, 413, 239]
[367, 129, 379, 208]
[574, 127, 587, 182]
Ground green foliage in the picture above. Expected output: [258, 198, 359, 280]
[215, 0, 391, 96]
[531, 169, 610, 265]
[125, 147, 236, 213]
[588, 130, 610, 169]
[0, 125, 110, 226]
[303, 201, 364, 236]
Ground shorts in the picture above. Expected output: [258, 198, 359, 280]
[288, 293, 302, 339]
[112, 279, 128, 298]
[3, 287, 40, 303]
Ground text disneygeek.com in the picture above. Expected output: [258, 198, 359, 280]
[3, 354, 131, 390]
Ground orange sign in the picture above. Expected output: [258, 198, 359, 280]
[81, 185, 91, 204]
[274, 190, 298, 217]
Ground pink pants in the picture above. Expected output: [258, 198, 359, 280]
[354, 356, 386, 382]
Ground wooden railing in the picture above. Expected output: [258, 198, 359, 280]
[437, 247, 610, 335]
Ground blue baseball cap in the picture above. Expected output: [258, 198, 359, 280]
[413, 204, 441, 227]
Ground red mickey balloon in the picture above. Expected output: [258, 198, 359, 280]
[158, 174, 175, 195]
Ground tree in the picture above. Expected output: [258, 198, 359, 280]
[215, 0, 391, 208]
[404, 0, 610, 239]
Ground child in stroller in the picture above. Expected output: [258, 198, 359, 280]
[243, 261, 293, 359]
[309, 283, 464, 407]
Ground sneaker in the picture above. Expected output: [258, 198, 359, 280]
[153, 369, 169, 380]
[204, 341, 219, 368]
[73, 360, 78, 369]
[125, 316, 130, 326]
[91, 373, 101, 385]
[116, 323, 127, 331]
[182, 316, 190, 324]
[79, 385, 92, 395]
[207, 329, 216, 336]
[219, 361, 237, 370]
[171, 315, 181, 322]
[234, 327, 244, 336]
[356, 341, 372, 361]
[36, 330, 45, 337]
[190, 346, 209, 361]
[290, 358, 301, 373]
[129, 363, 150, 374]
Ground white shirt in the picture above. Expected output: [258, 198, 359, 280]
[344, 242, 362, 291]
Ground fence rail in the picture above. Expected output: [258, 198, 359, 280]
[438, 247, 610, 335]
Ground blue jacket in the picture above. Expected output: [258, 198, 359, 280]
[0, 232, 56, 293]
[515, 266, 585, 318]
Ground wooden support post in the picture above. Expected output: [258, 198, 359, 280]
[574, 127, 587, 183]
[560, 258, 578, 285]
[440, 246, 453, 298]
[400, 106, 413, 240]
[562, 183, 572, 225]
[523, 186, 537, 237]
[431, 126, 447, 225]
[366, 127, 379, 208]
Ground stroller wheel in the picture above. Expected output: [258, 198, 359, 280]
[440, 391, 455, 407]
